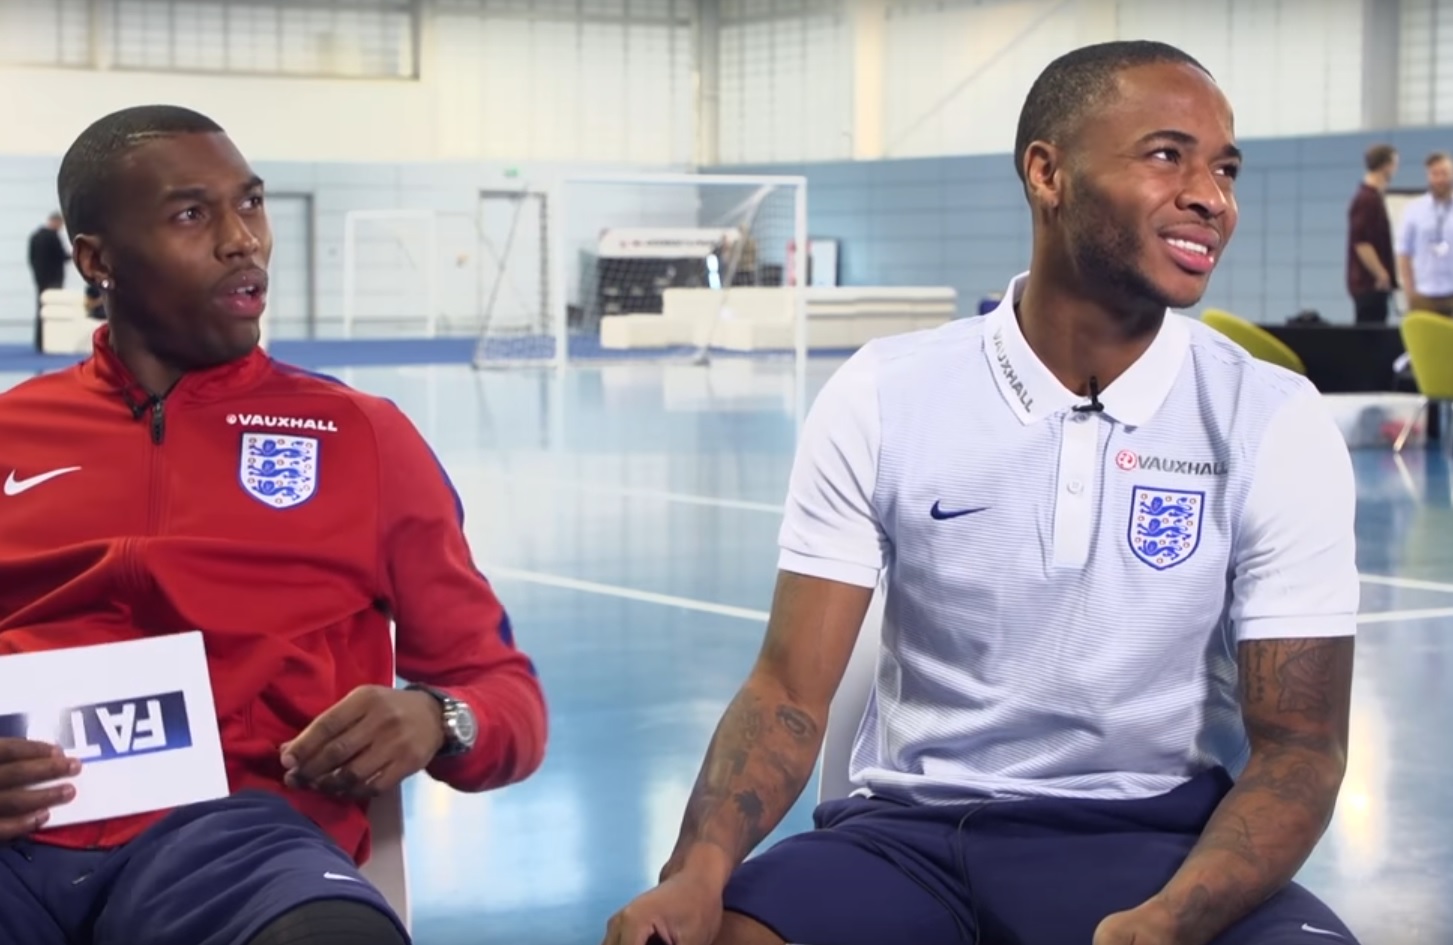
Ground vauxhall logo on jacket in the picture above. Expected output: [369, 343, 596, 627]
[226, 412, 338, 433]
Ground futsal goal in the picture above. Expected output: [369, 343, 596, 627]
[470, 172, 808, 369]
[340, 191, 552, 344]
[337, 174, 808, 371]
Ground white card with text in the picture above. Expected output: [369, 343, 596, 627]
[0, 632, 229, 828]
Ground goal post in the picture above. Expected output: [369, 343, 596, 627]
[470, 172, 808, 370]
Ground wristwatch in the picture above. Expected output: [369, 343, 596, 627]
[405, 684, 478, 757]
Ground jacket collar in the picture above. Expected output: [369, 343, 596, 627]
[81, 324, 274, 404]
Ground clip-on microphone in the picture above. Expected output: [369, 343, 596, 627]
[1072, 376, 1104, 413]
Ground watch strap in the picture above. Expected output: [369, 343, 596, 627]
[405, 683, 471, 757]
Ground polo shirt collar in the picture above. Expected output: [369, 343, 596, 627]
[982, 272, 1189, 428]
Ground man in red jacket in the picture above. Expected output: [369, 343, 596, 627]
[0, 105, 548, 945]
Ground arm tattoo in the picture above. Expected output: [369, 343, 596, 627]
[1157, 636, 1353, 945]
[1273, 640, 1335, 716]
[668, 686, 822, 876]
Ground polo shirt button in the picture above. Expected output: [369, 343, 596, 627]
[1067, 479, 1083, 494]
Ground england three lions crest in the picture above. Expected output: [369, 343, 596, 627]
[239, 433, 318, 509]
[1128, 486, 1204, 570]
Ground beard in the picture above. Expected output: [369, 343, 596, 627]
[1060, 173, 1205, 314]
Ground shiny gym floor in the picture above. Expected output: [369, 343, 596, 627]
[2, 356, 1450, 945]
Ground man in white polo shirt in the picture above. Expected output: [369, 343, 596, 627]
[603, 39, 1358, 945]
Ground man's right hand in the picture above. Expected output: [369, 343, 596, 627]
[601, 871, 724, 945]
[0, 739, 79, 842]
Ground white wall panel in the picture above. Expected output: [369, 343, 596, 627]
[880, 0, 1366, 159]
[1399, 0, 1453, 126]
[433, 1, 695, 165]
[718, 0, 854, 164]
[0, 0, 693, 166]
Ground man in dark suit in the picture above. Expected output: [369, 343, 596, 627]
[28, 212, 71, 351]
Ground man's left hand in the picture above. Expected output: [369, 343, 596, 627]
[1093, 900, 1180, 945]
[280, 686, 445, 799]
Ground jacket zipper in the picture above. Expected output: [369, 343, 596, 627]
[100, 390, 169, 849]
[124, 392, 167, 445]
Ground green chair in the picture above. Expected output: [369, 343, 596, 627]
[1200, 309, 1307, 375]
[1394, 311, 1453, 452]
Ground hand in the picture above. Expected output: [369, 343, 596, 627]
[602, 872, 724, 945]
[1093, 900, 1180, 945]
[279, 686, 445, 799]
[1375, 272, 1392, 292]
[0, 739, 81, 842]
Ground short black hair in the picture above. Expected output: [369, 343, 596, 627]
[1013, 40, 1212, 184]
[57, 104, 225, 236]
[1365, 144, 1397, 172]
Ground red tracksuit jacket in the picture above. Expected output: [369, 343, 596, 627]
[0, 326, 547, 862]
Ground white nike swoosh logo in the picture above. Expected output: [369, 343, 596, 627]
[3, 467, 82, 496]
[323, 871, 362, 883]
[1301, 925, 1345, 939]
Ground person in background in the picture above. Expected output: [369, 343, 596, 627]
[1346, 144, 1398, 324]
[1396, 151, 1453, 316]
[27, 213, 70, 351]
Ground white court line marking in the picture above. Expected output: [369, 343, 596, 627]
[467, 473, 783, 514]
[482, 565, 771, 622]
[484, 566, 1453, 627]
[1356, 606, 1453, 625]
[472, 476, 1453, 598]
[1359, 573, 1453, 595]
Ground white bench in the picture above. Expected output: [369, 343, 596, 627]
[599, 286, 957, 353]
[36, 290, 274, 354]
[39, 288, 94, 355]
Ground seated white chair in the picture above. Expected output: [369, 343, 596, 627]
[359, 624, 410, 931]
[818, 582, 887, 803]
[362, 787, 410, 931]
[784, 585, 886, 945]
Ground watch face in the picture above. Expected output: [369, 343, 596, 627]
[448, 702, 478, 747]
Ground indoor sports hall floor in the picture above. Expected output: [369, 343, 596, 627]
[2, 353, 1450, 945]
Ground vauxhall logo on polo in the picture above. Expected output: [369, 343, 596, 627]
[1115, 449, 1228, 477]
[992, 327, 1033, 414]
[226, 413, 338, 433]
[0, 691, 193, 763]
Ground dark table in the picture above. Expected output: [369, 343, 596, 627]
[1262, 323, 1405, 394]
[1262, 321, 1438, 440]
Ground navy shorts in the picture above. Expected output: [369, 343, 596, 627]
[723, 769, 1358, 945]
[0, 790, 407, 945]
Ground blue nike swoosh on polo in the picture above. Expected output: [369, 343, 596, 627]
[930, 501, 988, 520]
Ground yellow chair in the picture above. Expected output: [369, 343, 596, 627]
[1394, 311, 1453, 452]
[1200, 309, 1308, 375]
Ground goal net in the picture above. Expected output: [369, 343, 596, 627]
[340, 194, 551, 345]
[342, 210, 440, 339]
[471, 172, 807, 369]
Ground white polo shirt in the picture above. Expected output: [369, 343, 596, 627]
[779, 272, 1359, 804]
